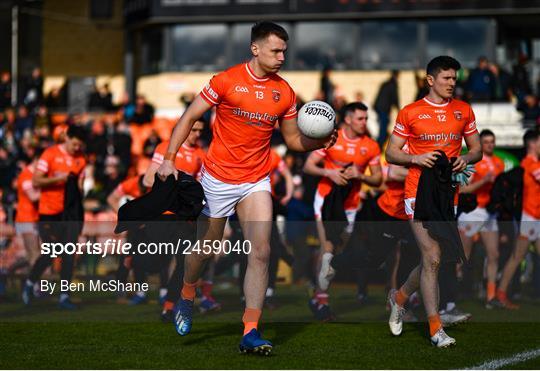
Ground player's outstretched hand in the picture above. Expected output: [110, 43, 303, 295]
[324, 129, 338, 149]
[157, 160, 178, 181]
[412, 151, 439, 168]
[452, 155, 468, 173]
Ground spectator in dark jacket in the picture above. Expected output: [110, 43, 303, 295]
[466, 56, 495, 102]
[517, 95, 540, 128]
[23, 68, 43, 110]
[374, 70, 399, 146]
[14, 105, 34, 141]
[130, 95, 155, 125]
[0, 72, 11, 109]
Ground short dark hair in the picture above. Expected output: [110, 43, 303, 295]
[523, 129, 539, 148]
[426, 56, 461, 77]
[480, 129, 495, 139]
[251, 21, 289, 43]
[342, 102, 368, 117]
[66, 125, 87, 141]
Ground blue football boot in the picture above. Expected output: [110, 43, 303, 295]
[239, 329, 273, 356]
[174, 298, 194, 336]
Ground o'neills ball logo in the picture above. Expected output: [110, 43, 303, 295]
[454, 110, 462, 120]
[272, 90, 281, 102]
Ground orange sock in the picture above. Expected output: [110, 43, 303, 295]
[181, 281, 197, 301]
[395, 288, 409, 307]
[486, 282, 496, 301]
[428, 314, 442, 337]
[163, 300, 174, 311]
[496, 289, 507, 302]
[243, 308, 262, 335]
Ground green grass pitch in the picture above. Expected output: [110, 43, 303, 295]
[1, 285, 539, 369]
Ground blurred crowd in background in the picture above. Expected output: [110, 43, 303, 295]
[1, 53, 540, 305]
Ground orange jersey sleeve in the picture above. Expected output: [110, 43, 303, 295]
[15, 165, 40, 223]
[200, 63, 297, 184]
[393, 98, 477, 200]
[116, 176, 142, 199]
[37, 145, 87, 215]
[377, 180, 407, 220]
[471, 154, 505, 207]
[522, 155, 540, 218]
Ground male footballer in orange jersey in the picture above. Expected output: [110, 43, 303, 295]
[144, 119, 220, 319]
[494, 130, 540, 309]
[144, 120, 206, 186]
[458, 129, 505, 307]
[22, 125, 87, 310]
[385, 56, 482, 347]
[303, 102, 382, 320]
[15, 155, 41, 267]
[156, 21, 336, 354]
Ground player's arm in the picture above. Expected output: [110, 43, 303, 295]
[78, 171, 85, 192]
[22, 181, 40, 202]
[157, 95, 211, 179]
[361, 163, 383, 187]
[32, 169, 68, 188]
[453, 132, 482, 172]
[459, 171, 493, 193]
[386, 164, 408, 182]
[385, 134, 439, 168]
[278, 164, 294, 205]
[303, 151, 347, 186]
[143, 162, 160, 188]
[281, 117, 337, 152]
[107, 188, 123, 213]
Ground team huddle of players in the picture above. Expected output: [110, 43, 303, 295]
[10, 22, 540, 354]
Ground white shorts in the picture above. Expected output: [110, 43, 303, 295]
[519, 211, 540, 241]
[15, 222, 38, 235]
[200, 169, 271, 218]
[313, 191, 357, 233]
[404, 198, 415, 219]
[458, 207, 498, 237]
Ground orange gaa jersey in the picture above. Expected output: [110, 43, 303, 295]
[152, 140, 205, 177]
[470, 154, 505, 208]
[521, 154, 540, 219]
[115, 176, 144, 199]
[392, 97, 478, 200]
[199, 62, 297, 184]
[269, 148, 287, 191]
[316, 128, 381, 210]
[15, 165, 40, 223]
[36, 144, 86, 215]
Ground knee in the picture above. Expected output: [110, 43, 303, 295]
[249, 243, 271, 264]
[422, 253, 441, 273]
[488, 249, 500, 262]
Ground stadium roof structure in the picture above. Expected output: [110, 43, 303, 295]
[125, 0, 540, 26]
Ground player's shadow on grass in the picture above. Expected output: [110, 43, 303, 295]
[178, 323, 241, 346]
[262, 322, 310, 346]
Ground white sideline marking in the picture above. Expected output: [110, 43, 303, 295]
[466, 348, 540, 370]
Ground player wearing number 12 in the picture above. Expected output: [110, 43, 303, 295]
[385, 56, 482, 348]
[157, 21, 337, 355]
